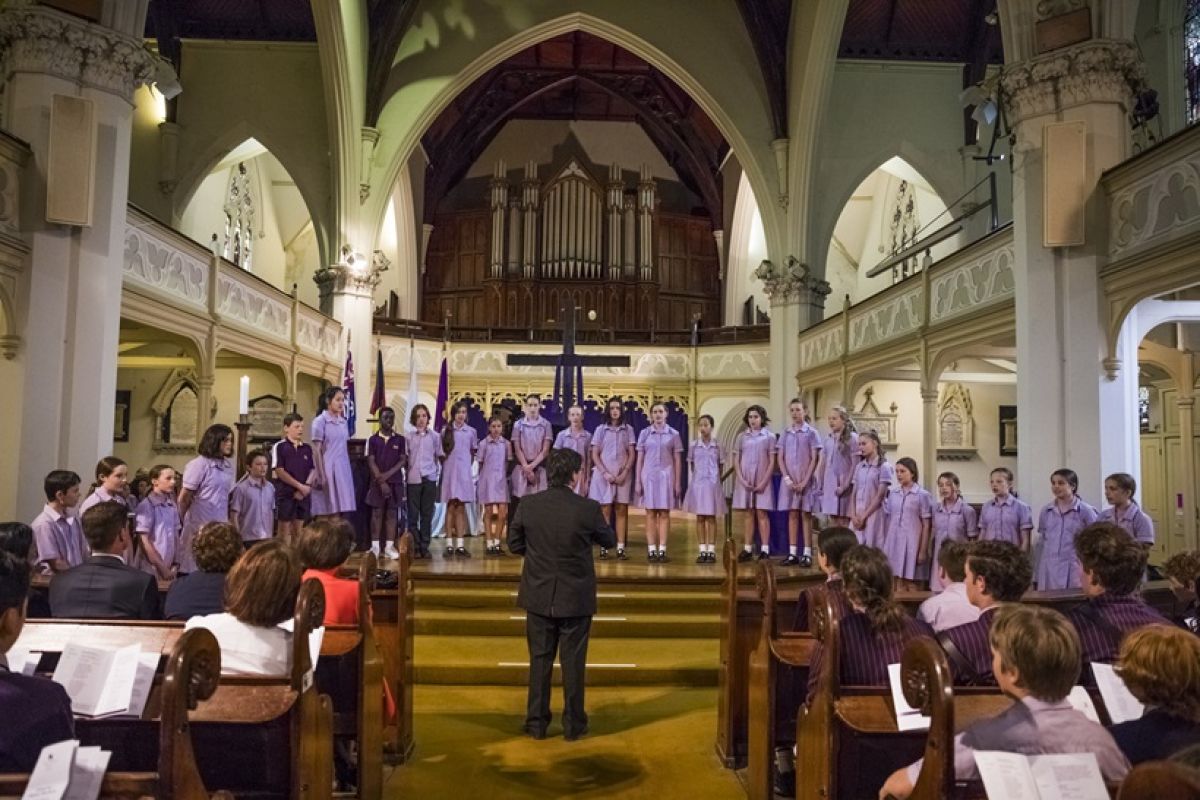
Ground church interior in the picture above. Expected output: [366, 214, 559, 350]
[2, 0, 1200, 798]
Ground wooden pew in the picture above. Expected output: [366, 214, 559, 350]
[0, 627, 227, 800]
[18, 580, 335, 799]
[366, 530, 415, 762]
[1118, 761, 1200, 800]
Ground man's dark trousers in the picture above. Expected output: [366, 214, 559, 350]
[525, 611, 592, 736]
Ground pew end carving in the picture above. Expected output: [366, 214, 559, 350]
[901, 637, 956, 800]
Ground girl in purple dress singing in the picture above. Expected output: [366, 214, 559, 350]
[440, 401, 478, 558]
[1099, 472, 1155, 546]
[588, 396, 636, 560]
[178, 424, 235, 574]
[80, 457, 132, 517]
[929, 471, 977, 592]
[134, 464, 180, 581]
[311, 387, 357, 518]
[777, 398, 822, 567]
[553, 405, 592, 496]
[817, 406, 859, 527]
[977, 467, 1033, 551]
[637, 401, 683, 562]
[880, 457, 933, 590]
[850, 429, 893, 547]
[476, 416, 512, 556]
[734, 405, 776, 563]
[1035, 468, 1098, 590]
[683, 414, 725, 564]
[511, 394, 553, 498]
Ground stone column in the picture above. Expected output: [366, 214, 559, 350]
[0, 4, 155, 518]
[1001, 38, 1143, 505]
[1178, 393, 1197, 552]
[315, 248, 389, 415]
[758, 257, 831, 417]
[921, 387, 939, 484]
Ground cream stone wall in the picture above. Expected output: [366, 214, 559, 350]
[0, 351, 26, 514]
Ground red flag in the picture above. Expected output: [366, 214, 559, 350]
[369, 346, 386, 415]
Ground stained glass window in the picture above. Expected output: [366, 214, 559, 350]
[1138, 386, 1151, 433]
[222, 162, 255, 271]
[1187, 0, 1200, 125]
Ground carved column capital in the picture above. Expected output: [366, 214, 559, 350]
[314, 246, 390, 302]
[755, 256, 832, 305]
[0, 5, 157, 101]
[1000, 39, 1144, 128]
[920, 388, 940, 403]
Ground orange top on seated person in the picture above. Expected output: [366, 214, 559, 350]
[296, 518, 359, 625]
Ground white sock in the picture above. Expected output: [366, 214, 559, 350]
[803, 546, 812, 557]
[455, 537, 464, 547]
[789, 545, 798, 556]
[744, 544, 753, 553]
[760, 545, 770, 554]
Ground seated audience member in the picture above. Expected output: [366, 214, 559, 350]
[0, 522, 34, 561]
[793, 526, 857, 631]
[0, 552, 74, 771]
[879, 604, 1129, 799]
[939, 540, 1032, 685]
[163, 522, 243, 621]
[296, 518, 359, 625]
[1068, 522, 1168, 672]
[917, 540, 981, 632]
[1163, 550, 1200, 634]
[30, 470, 87, 573]
[185, 539, 300, 676]
[1108, 624, 1200, 765]
[49, 502, 160, 620]
[805, 545, 933, 704]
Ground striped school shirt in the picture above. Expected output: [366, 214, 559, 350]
[940, 605, 999, 686]
[805, 611, 932, 703]
[1067, 593, 1169, 668]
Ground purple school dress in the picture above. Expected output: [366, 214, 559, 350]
[476, 436, 511, 505]
[511, 416, 552, 497]
[929, 497, 978, 592]
[637, 424, 683, 510]
[179, 456, 235, 574]
[881, 483, 934, 580]
[553, 428, 593, 496]
[310, 411, 356, 515]
[819, 431, 860, 516]
[1098, 503, 1155, 545]
[79, 487, 132, 517]
[851, 458, 894, 547]
[732, 428, 776, 510]
[588, 424, 636, 505]
[776, 423, 823, 512]
[1036, 497, 1099, 590]
[134, 492, 179, 576]
[978, 495, 1033, 546]
[683, 438, 725, 516]
[439, 423, 478, 503]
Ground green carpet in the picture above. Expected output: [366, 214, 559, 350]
[383, 685, 745, 799]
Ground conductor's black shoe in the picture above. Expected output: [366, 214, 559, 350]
[773, 766, 795, 797]
[800, 554, 813, 568]
[781, 554, 800, 567]
[564, 726, 589, 742]
[456, 546, 470, 558]
[736, 550, 754, 563]
[523, 727, 547, 740]
[599, 548, 608, 559]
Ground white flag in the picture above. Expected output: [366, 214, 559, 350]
[404, 337, 419, 433]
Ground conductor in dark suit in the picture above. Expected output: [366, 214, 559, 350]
[508, 447, 616, 740]
[49, 502, 160, 620]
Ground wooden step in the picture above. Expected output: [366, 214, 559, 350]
[416, 585, 722, 614]
[414, 609, 720, 638]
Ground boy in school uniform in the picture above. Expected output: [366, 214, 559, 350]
[917, 541, 981, 632]
[272, 413, 314, 543]
[0, 551, 75, 771]
[792, 526, 857, 632]
[879, 604, 1130, 799]
[366, 407, 406, 560]
[230, 450, 276, 546]
[30, 470, 88, 573]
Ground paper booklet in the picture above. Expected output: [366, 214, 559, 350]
[1065, 686, 1100, 724]
[21, 740, 111, 800]
[51, 643, 141, 718]
[1091, 663, 1145, 724]
[887, 663, 931, 731]
[974, 751, 1108, 800]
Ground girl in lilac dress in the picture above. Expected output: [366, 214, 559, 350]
[589, 396, 636, 560]
[850, 429, 893, 547]
[977, 467, 1033, 551]
[178, 424, 235, 574]
[440, 401, 478, 558]
[929, 471, 977, 592]
[79, 456, 132, 517]
[476, 416, 512, 556]
[311, 387, 356, 518]
[683, 413, 724, 564]
[1100, 472, 1155, 546]
[553, 405, 592, 496]
[1035, 468, 1099, 590]
[777, 398, 822, 567]
[637, 401, 683, 562]
[511, 394, 552, 498]
[733, 405, 776, 563]
[134, 464, 180, 581]
[880, 457, 933, 589]
[817, 406, 859, 526]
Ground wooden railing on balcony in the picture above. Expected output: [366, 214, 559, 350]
[373, 314, 769, 346]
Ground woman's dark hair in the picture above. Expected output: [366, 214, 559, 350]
[89, 456, 126, 494]
[1051, 468, 1079, 496]
[0, 522, 34, 561]
[198, 424, 234, 459]
[1105, 472, 1137, 499]
[895, 457, 919, 483]
[224, 539, 300, 627]
[295, 518, 355, 571]
[409, 403, 430, 427]
[743, 404, 769, 429]
[547, 448, 582, 488]
[605, 396, 625, 426]
[841, 545, 907, 634]
[443, 401, 468, 454]
[816, 526, 858, 571]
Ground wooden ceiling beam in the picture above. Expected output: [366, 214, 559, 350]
[364, 0, 419, 126]
[735, 0, 792, 139]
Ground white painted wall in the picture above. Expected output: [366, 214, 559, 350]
[724, 172, 769, 325]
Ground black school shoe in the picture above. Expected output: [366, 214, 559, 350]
[648, 551, 658, 563]
[455, 546, 470, 558]
[599, 548, 608, 560]
[736, 550, 754, 563]
[658, 553, 670, 563]
[780, 554, 800, 567]
[696, 553, 707, 564]
[755, 551, 769, 561]
[444, 545, 454, 557]
[617, 548, 628, 560]
[800, 553, 813, 568]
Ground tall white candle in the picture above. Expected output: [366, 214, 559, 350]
[239, 375, 250, 416]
